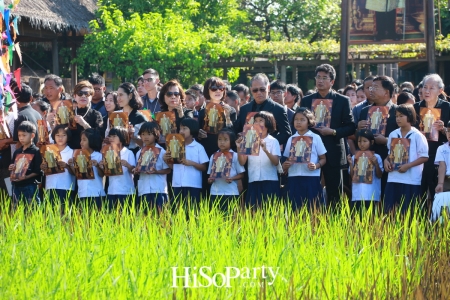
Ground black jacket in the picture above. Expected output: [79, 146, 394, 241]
[234, 98, 291, 146]
[300, 90, 355, 167]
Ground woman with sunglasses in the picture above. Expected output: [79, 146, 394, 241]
[198, 77, 236, 157]
[158, 80, 193, 136]
[116, 82, 148, 154]
[68, 81, 103, 149]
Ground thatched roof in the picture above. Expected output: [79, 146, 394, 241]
[9, 0, 97, 32]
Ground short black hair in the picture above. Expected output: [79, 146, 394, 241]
[17, 121, 36, 134]
[185, 89, 199, 101]
[254, 111, 276, 133]
[233, 84, 249, 97]
[356, 129, 375, 150]
[396, 104, 416, 124]
[88, 74, 105, 86]
[180, 118, 199, 138]
[363, 75, 376, 83]
[189, 84, 204, 94]
[137, 76, 144, 83]
[396, 92, 415, 105]
[292, 107, 316, 128]
[44, 74, 63, 87]
[226, 90, 239, 102]
[32, 99, 50, 112]
[51, 125, 72, 142]
[142, 68, 159, 78]
[81, 128, 102, 152]
[138, 121, 160, 141]
[218, 128, 237, 152]
[373, 75, 395, 98]
[315, 64, 336, 81]
[108, 127, 129, 146]
[16, 84, 33, 103]
[270, 80, 287, 92]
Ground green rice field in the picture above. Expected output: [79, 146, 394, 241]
[0, 195, 449, 299]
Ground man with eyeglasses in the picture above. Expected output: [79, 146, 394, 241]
[300, 64, 355, 205]
[352, 75, 376, 126]
[141, 68, 161, 113]
[270, 80, 295, 133]
[234, 73, 291, 146]
[358, 75, 399, 194]
[88, 74, 107, 118]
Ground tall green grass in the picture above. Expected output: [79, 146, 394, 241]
[0, 194, 449, 299]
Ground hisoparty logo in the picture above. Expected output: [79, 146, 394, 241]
[171, 266, 280, 288]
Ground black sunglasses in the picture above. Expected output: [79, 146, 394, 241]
[209, 85, 225, 92]
[77, 91, 91, 97]
[166, 92, 181, 97]
[251, 87, 267, 93]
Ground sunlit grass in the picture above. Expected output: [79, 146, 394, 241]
[0, 192, 449, 299]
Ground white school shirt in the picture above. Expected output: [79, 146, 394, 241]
[137, 144, 169, 196]
[435, 143, 450, 175]
[45, 145, 76, 190]
[172, 140, 209, 188]
[283, 131, 327, 177]
[387, 127, 429, 185]
[108, 147, 136, 195]
[207, 150, 245, 196]
[247, 135, 281, 183]
[77, 151, 106, 198]
[350, 153, 383, 201]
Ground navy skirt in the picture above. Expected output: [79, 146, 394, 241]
[140, 193, 169, 210]
[286, 176, 324, 209]
[383, 182, 423, 214]
[246, 180, 280, 207]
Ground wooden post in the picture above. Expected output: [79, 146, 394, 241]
[223, 67, 228, 80]
[52, 38, 59, 75]
[426, 0, 436, 73]
[339, 0, 349, 88]
[291, 66, 298, 84]
[274, 60, 278, 79]
[281, 65, 287, 83]
[71, 45, 78, 93]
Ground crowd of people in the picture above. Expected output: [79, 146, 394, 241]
[1, 63, 450, 216]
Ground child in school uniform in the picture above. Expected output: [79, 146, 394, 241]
[68, 128, 105, 209]
[163, 118, 209, 204]
[207, 128, 245, 210]
[134, 121, 171, 210]
[8, 121, 42, 206]
[384, 104, 429, 214]
[40, 125, 76, 204]
[282, 108, 326, 209]
[99, 127, 136, 208]
[435, 121, 450, 193]
[347, 130, 383, 210]
[236, 111, 281, 207]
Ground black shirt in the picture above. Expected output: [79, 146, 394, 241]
[68, 107, 103, 149]
[198, 103, 237, 157]
[13, 105, 43, 145]
[129, 109, 148, 126]
[11, 144, 42, 187]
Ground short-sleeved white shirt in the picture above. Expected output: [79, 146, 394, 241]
[435, 143, 450, 175]
[207, 150, 245, 195]
[247, 135, 280, 183]
[77, 151, 106, 198]
[387, 127, 429, 185]
[108, 147, 136, 195]
[283, 131, 327, 177]
[172, 140, 209, 188]
[350, 153, 383, 201]
[45, 145, 76, 190]
[137, 144, 169, 195]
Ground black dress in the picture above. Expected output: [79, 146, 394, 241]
[69, 107, 103, 149]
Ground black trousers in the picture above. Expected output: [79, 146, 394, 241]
[322, 163, 343, 206]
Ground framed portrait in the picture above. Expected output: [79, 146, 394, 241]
[101, 144, 123, 176]
[312, 99, 333, 128]
[40, 144, 65, 175]
[245, 112, 258, 125]
[166, 134, 185, 164]
[367, 106, 389, 135]
[72, 149, 95, 180]
[10, 153, 34, 181]
[388, 137, 410, 170]
[156, 112, 177, 144]
[209, 151, 233, 179]
[54, 100, 77, 129]
[109, 112, 129, 128]
[419, 107, 440, 142]
[352, 150, 375, 184]
[203, 103, 225, 134]
[288, 136, 313, 164]
[136, 146, 161, 173]
[238, 124, 263, 156]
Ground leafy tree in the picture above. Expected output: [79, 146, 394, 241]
[240, 0, 341, 42]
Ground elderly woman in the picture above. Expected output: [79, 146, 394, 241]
[413, 74, 450, 206]
[68, 81, 103, 149]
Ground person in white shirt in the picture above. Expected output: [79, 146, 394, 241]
[432, 123, 450, 221]
[282, 108, 326, 209]
[99, 127, 136, 209]
[68, 128, 106, 209]
[207, 129, 245, 210]
[384, 104, 428, 214]
[134, 122, 171, 211]
[347, 130, 383, 211]
[237, 111, 281, 207]
[163, 118, 209, 205]
[40, 125, 76, 209]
